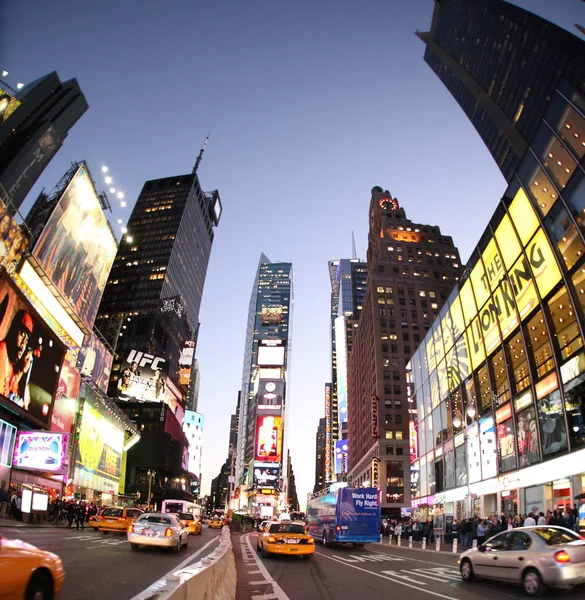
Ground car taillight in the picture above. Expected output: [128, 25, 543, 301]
[554, 550, 571, 563]
[267, 536, 277, 543]
[128, 524, 134, 533]
[307, 537, 314, 544]
[165, 528, 173, 537]
[336, 526, 341, 531]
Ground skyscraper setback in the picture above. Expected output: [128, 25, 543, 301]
[418, 0, 585, 183]
[347, 187, 463, 517]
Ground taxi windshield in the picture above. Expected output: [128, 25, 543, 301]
[178, 513, 194, 520]
[268, 523, 305, 534]
[101, 508, 123, 518]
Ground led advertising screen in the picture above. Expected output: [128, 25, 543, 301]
[0, 273, 65, 426]
[13, 431, 69, 472]
[178, 340, 195, 386]
[0, 418, 17, 467]
[260, 305, 284, 324]
[257, 379, 284, 411]
[334, 316, 348, 425]
[253, 463, 280, 489]
[74, 385, 124, 494]
[255, 415, 282, 463]
[32, 493, 49, 511]
[76, 332, 113, 394]
[0, 196, 29, 275]
[257, 339, 285, 367]
[479, 417, 498, 480]
[335, 440, 348, 475]
[0, 87, 21, 124]
[117, 349, 168, 402]
[50, 358, 81, 434]
[31, 163, 117, 330]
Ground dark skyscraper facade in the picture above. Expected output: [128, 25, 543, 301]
[0, 72, 88, 210]
[418, 0, 585, 183]
[347, 187, 463, 517]
[95, 162, 221, 504]
[314, 417, 326, 493]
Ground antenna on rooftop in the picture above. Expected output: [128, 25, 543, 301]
[352, 231, 357, 260]
[192, 133, 210, 174]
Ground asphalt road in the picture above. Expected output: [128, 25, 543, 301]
[236, 532, 584, 600]
[1, 523, 221, 600]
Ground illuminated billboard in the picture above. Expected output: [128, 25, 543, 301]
[76, 332, 114, 394]
[50, 358, 81, 434]
[334, 316, 348, 425]
[0, 273, 66, 426]
[117, 349, 169, 402]
[257, 339, 285, 367]
[74, 384, 124, 494]
[255, 415, 282, 463]
[334, 439, 348, 475]
[260, 305, 284, 324]
[0, 196, 29, 275]
[13, 431, 69, 473]
[178, 340, 195, 386]
[253, 463, 280, 489]
[0, 419, 17, 467]
[31, 163, 117, 330]
[325, 383, 332, 481]
[257, 379, 283, 411]
[0, 88, 21, 125]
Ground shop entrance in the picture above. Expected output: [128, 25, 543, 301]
[548, 479, 572, 513]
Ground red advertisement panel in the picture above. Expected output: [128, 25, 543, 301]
[255, 415, 282, 463]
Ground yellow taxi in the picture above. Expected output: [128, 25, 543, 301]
[89, 506, 110, 531]
[257, 521, 315, 559]
[208, 516, 224, 529]
[99, 506, 143, 534]
[178, 512, 202, 535]
[0, 534, 65, 599]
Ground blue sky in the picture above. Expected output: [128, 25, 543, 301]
[2, 0, 584, 506]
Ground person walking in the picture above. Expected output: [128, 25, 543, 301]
[16, 494, 22, 521]
[66, 502, 75, 527]
[477, 520, 486, 546]
[0, 485, 8, 518]
[75, 503, 85, 530]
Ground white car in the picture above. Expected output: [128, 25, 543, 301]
[127, 512, 189, 553]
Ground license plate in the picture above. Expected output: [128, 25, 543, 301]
[286, 539, 299, 544]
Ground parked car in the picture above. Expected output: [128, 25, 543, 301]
[459, 526, 585, 596]
[0, 534, 65, 599]
[128, 513, 189, 553]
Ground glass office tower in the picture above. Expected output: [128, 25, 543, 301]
[418, 0, 585, 183]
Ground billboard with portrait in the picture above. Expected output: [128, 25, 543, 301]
[13, 431, 69, 473]
[0, 196, 29, 275]
[178, 340, 195, 386]
[31, 163, 117, 330]
[537, 389, 568, 457]
[0, 87, 21, 125]
[253, 463, 280, 490]
[254, 415, 282, 463]
[74, 385, 124, 494]
[50, 358, 80, 434]
[117, 349, 169, 402]
[0, 273, 65, 426]
[76, 332, 114, 394]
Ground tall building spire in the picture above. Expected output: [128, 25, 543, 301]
[192, 133, 210, 174]
[351, 231, 357, 260]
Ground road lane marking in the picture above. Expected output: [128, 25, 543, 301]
[242, 534, 292, 600]
[405, 571, 452, 583]
[333, 552, 405, 563]
[381, 570, 428, 585]
[366, 547, 462, 568]
[316, 552, 461, 600]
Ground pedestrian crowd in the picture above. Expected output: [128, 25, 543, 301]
[380, 508, 581, 548]
[48, 499, 99, 529]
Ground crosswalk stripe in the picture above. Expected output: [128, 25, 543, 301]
[407, 572, 452, 583]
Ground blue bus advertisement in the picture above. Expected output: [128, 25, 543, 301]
[307, 485, 381, 546]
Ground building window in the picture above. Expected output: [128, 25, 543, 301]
[396, 446, 404, 455]
[385, 431, 394, 440]
[387, 477, 404, 487]
[395, 431, 403, 440]
[526, 309, 555, 377]
[386, 446, 394, 455]
[490, 348, 511, 406]
[547, 286, 582, 361]
[507, 334, 530, 393]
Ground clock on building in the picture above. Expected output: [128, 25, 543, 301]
[379, 197, 398, 210]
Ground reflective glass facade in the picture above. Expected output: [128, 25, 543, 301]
[411, 82, 585, 515]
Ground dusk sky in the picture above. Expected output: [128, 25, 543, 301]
[2, 0, 583, 507]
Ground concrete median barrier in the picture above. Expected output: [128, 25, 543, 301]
[131, 527, 236, 600]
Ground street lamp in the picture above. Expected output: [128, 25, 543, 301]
[147, 469, 155, 509]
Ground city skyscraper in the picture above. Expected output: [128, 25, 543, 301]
[95, 155, 221, 505]
[314, 417, 326, 493]
[327, 258, 367, 483]
[0, 72, 88, 210]
[234, 255, 293, 517]
[347, 186, 463, 517]
[418, 0, 585, 183]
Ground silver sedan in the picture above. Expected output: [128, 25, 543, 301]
[459, 526, 585, 596]
[127, 513, 189, 553]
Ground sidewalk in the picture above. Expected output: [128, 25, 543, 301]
[0, 516, 69, 529]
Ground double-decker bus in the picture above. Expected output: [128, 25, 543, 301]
[307, 484, 381, 547]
